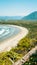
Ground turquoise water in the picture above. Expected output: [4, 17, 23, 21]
[0, 25, 20, 42]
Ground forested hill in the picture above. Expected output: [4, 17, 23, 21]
[22, 11, 37, 20]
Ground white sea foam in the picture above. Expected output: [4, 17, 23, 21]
[0, 29, 5, 35]
[0, 25, 28, 52]
[0, 25, 20, 41]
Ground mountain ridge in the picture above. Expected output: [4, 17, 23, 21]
[22, 11, 37, 20]
[0, 11, 37, 20]
[0, 16, 22, 20]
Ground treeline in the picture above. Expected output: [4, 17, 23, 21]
[0, 38, 37, 65]
[0, 20, 37, 65]
[23, 50, 37, 65]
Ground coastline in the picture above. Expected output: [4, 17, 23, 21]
[0, 25, 28, 52]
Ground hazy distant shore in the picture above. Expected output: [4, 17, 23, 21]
[0, 25, 28, 52]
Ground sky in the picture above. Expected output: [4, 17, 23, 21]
[0, 0, 37, 16]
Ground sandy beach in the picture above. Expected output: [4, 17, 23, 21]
[0, 25, 28, 52]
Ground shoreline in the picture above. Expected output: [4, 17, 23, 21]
[0, 25, 28, 52]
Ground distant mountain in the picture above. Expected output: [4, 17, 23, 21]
[22, 11, 37, 20]
[0, 11, 37, 21]
[0, 16, 22, 20]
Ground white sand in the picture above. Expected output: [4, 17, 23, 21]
[0, 25, 28, 52]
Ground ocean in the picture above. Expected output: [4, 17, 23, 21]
[0, 25, 20, 42]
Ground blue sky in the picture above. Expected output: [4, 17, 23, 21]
[0, 0, 37, 16]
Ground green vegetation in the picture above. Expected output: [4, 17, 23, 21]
[0, 52, 12, 65]
[23, 50, 37, 65]
[0, 20, 37, 65]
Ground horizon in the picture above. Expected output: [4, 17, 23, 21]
[0, 0, 37, 16]
[0, 11, 37, 17]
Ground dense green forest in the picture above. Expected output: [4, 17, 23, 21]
[0, 20, 37, 65]
[23, 50, 37, 65]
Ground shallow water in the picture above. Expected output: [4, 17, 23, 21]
[0, 25, 20, 42]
